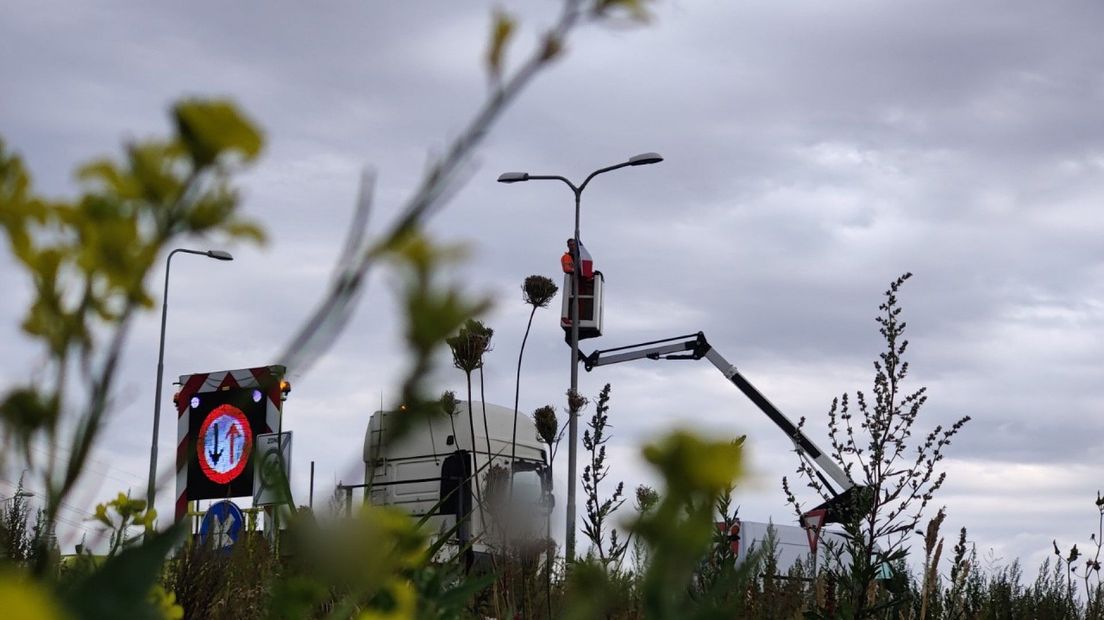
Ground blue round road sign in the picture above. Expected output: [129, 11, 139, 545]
[199, 500, 245, 551]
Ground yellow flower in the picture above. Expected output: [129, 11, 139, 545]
[0, 572, 67, 620]
[148, 584, 184, 620]
[358, 579, 416, 620]
[92, 503, 111, 527]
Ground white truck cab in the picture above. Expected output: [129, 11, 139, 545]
[364, 402, 552, 558]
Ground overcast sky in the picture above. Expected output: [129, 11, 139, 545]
[2, 1, 1103, 571]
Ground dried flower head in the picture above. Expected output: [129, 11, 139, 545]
[483, 463, 510, 507]
[566, 389, 588, 416]
[446, 319, 494, 372]
[440, 390, 458, 416]
[534, 405, 558, 446]
[522, 275, 558, 308]
[634, 484, 659, 512]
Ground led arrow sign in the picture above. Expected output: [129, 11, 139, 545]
[197, 404, 253, 484]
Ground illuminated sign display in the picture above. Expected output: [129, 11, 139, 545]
[197, 404, 253, 484]
[187, 387, 267, 500]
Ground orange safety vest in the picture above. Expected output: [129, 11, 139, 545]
[561, 252, 574, 274]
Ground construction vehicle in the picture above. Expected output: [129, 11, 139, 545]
[580, 332, 869, 528]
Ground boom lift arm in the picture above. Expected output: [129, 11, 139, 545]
[581, 332, 868, 525]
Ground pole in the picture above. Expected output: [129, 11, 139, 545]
[274, 394, 284, 555]
[497, 154, 662, 565]
[146, 248, 231, 522]
[146, 251, 177, 514]
[309, 460, 315, 509]
[565, 188, 582, 563]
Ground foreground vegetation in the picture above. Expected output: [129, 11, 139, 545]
[8, 479, 1104, 619]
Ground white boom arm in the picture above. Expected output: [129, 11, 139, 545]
[581, 332, 863, 521]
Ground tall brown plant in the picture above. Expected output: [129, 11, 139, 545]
[446, 319, 495, 533]
[512, 275, 558, 490]
[783, 273, 971, 617]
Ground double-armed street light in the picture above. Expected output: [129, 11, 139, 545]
[498, 152, 663, 563]
[145, 248, 233, 515]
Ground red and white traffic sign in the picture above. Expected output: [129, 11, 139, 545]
[197, 404, 254, 484]
[714, 520, 742, 557]
[802, 508, 827, 555]
[175, 365, 286, 522]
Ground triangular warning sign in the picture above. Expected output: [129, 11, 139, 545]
[802, 508, 827, 555]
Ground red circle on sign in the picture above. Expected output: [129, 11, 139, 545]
[197, 404, 253, 484]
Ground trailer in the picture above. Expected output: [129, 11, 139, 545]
[726, 519, 852, 570]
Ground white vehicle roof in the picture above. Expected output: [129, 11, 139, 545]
[364, 401, 546, 465]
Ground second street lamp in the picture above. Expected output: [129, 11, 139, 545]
[145, 248, 233, 520]
[498, 151, 662, 563]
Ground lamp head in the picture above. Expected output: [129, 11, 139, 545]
[628, 152, 663, 166]
[497, 172, 530, 183]
[206, 250, 234, 261]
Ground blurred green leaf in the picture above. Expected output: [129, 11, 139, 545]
[0, 141, 51, 264]
[220, 218, 267, 244]
[592, 0, 652, 21]
[486, 9, 516, 80]
[173, 99, 263, 167]
[183, 191, 237, 232]
[0, 387, 58, 450]
[561, 559, 620, 620]
[642, 430, 743, 497]
[631, 431, 746, 619]
[127, 142, 184, 206]
[62, 523, 185, 620]
[0, 572, 67, 620]
[419, 569, 494, 617]
[93, 504, 111, 528]
[77, 160, 140, 200]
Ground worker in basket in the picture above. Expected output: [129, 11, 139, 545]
[561, 238, 594, 279]
[561, 238, 575, 274]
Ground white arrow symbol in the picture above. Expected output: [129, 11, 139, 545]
[213, 512, 234, 548]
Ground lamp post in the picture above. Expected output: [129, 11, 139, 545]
[1, 490, 34, 504]
[497, 152, 662, 562]
[145, 248, 233, 516]
[3, 469, 34, 505]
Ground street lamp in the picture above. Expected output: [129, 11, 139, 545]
[146, 248, 233, 517]
[497, 152, 662, 563]
[1, 490, 34, 504]
[3, 469, 34, 504]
